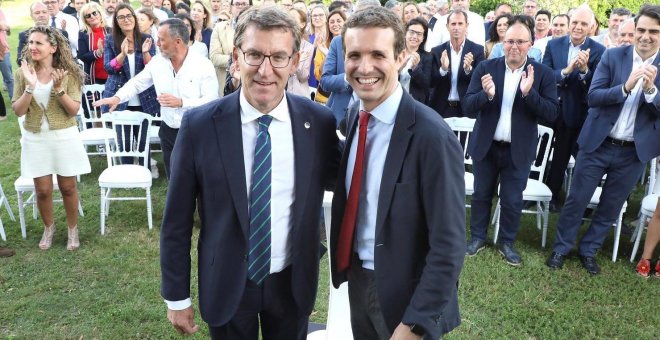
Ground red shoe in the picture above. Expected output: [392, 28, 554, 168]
[636, 259, 651, 278]
[654, 260, 660, 279]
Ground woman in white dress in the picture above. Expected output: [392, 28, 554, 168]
[11, 26, 91, 251]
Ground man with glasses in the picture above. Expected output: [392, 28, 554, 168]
[44, 0, 79, 56]
[429, 9, 485, 117]
[522, 0, 537, 17]
[542, 6, 605, 214]
[159, 8, 340, 339]
[17, 2, 70, 65]
[94, 18, 219, 179]
[463, 15, 558, 266]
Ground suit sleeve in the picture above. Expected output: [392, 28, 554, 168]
[103, 36, 121, 75]
[521, 64, 559, 124]
[462, 61, 492, 118]
[409, 52, 432, 91]
[587, 49, 628, 109]
[320, 36, 350, 93]
[160, 112, 199, 301]
[402, 125, 466, 336]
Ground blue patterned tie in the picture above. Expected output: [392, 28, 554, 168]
[248, 114, 273, 285]
[50, 17, 56, 28]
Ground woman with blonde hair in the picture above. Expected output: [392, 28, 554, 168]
[401, 1, 420, 23]
[287, 7, 313, 97]
[190, 0, 213, 52]
[78, 2, 110, 84]
[312, 8, 345, 104]
[308, 4, 327, 91]
[12, 26, 91, 251]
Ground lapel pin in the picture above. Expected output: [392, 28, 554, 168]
[304, 122, 311, 129]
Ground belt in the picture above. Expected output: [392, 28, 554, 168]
[447, 100, 460, 108]
[604, 136, 635, 147]
[492, 140, 511, 146]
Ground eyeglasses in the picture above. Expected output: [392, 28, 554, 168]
[407, 29, 424, 37]
[43, 1, 58, 5]
[116, 14, 134, 22]
[233, 2, 248, 7]
[238, 47, 293, 68]
[84, 11, 99, 19]
[503, 39, 530, 46]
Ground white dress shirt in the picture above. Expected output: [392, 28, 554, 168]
[114, 49, 219, 128]
[54, 11, 79, 56]
[165, 91, 296, 311]
[610, 49, 659, 141]
[425, 11, 485, 52]
[438, 39, 466, 101]
[493, 60, 525, 142]
[346, 85, 403, 270]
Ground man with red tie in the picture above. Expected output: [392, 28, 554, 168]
[329, 7, 466, 339]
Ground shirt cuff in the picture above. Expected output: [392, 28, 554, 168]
[644, 87, 657, 103]
[165, 298, 192, 310]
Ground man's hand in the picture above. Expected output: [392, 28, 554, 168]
[390, 323, 423, 340]
[158, 93, 183, 108]
[641, 65, 657, 91]
[481, 73, 495, 98]
[167, 307, 200, 335]
[562, 58, 577, 76]
[440, 49, 449, 72]
[60, 19, 66, 30]
[624, 67, 646, 93]
[576, 48, 590, 73]
[93, 96, 120, 112]
[463, 52, 474, 73]
[520, 64, 534, 97]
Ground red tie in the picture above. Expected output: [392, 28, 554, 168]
[336, 110, 370, 272]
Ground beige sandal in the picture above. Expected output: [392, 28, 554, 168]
[67, 226, 80, 251]
[38, 224, 55, 250]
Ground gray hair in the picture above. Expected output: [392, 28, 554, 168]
[355, 0, 381, 12]
[617, 17, 635, 35]
[234, 7, 301, 54]
[160, 18, 191, 45]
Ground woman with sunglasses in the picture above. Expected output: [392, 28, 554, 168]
[12, 26, 90, 250]
[78, 2, 110, 85]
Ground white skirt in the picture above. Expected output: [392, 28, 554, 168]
[21, 125, 92, 178]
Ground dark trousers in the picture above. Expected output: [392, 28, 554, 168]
[471, 142, 532, 244]
[208, 267, 308, 340]
[552, 142, 644, 257]
[0, 90, 5, 117]
[546, 119, 580, 203]
[442, 103, 463, 118]
[347, 255, 391, 340]
[159, 123, 179, 179]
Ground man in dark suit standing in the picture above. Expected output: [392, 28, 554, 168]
[547, 5, 660, 275]
[330, 7, 466, 339]
[542, 6, 605, 212]
[429, 9, 485, 117]
[17, 2, 70, 65]
[159, 7, 340, 339]
[462, 16, 558, 266]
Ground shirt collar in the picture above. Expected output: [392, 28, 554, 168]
[359, 84, 402, 125]
[449, 38, 466, 52]
[240, 90, 290, 124]
[505, 58, 528, 73]
[633, 47, 659, 64]
[569, 37, 586, 48]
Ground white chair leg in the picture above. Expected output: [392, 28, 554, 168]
[105, 188, 111, 216]
[542, 201, 549, 248]
[0, 217, 6, 241]
[100, 188, 106, 235]
[77, 192, 84, 216]
[612, 210, 624, 262]
[630, 216, 646, 263]
[146, 188, 153, 230]
[536, 202, 542, 230]
[16, 192, 27, 239]
[30, 192, 38, 220]
[491, 201, 500, 226]
[493, 201, 501, 244]
[0, 185, 16, 221]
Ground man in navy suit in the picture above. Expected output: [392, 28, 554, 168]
[330, 7, 466, 339]
[159, 8, 340, 339]
[542, 6, 606, 212]
[17, 2, 69, 65]
[547, 5, 660, 275]
[462, 16, 558, 266]
[429, 9, 485, 117]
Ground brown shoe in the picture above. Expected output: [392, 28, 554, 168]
[0, 247, 15, 257]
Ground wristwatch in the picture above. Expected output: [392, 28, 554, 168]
[405, 323, 426, 336]
[645, 86, 657, 95]
[56, 89, 66, 97]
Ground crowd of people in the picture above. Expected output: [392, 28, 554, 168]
[0, 0, 659, 338]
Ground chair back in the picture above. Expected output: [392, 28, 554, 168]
[102, 111, 153, 168]
[532, 124, 554, 180]
[444, 117, 475, 166]
[80, 84, 106, 129]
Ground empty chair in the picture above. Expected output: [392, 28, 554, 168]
[444, 117, 476, 200]
[99, 111, 153, 234]
[79, 84, 114, 156]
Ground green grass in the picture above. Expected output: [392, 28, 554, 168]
[1, 1, 659, 338]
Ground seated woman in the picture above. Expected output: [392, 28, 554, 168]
[400, 17, 432, 104]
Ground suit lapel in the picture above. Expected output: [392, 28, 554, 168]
[557, 36, 570, 69]
[494, 58, 506, 106]
[374, 93, 414, 240]
[289, 95, 314, 239]
[213, 91, 250, 241]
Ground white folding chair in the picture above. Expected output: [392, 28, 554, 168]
[0, 182, 16, 241]
[444, 117, 476, 202]
[493, 125, 554, 247]
[79, 84, 114, 156]
[99, 111, 153, 234]
[630, 158, 658, 262]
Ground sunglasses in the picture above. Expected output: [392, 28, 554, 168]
[84, 11, 99, 19]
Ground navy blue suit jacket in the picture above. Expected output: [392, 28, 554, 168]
[463, 57, 559, 167]
[160, 91, 340, 327]
[330, 91, 466, 338]
[407, 50, 432, 104]
[320, 36, 352, 126]
[579, 46, 660, 163]
[102, 33, 160, 115]
[429, 39, 485, 116]
[542, 36, 605, 128]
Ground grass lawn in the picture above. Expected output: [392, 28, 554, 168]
[1, 1, 658, 338]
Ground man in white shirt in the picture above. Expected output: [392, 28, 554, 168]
[44, 0, 79, 56]
[425, 0, 485, 51]
[158, 8, 340, 339]
[139, 0, 169, 22]
[95, 18, 219, 178]
[462, 17, 558, 266]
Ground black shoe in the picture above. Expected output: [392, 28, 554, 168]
[546, 252, 566, 269]
[466, 238, 486, 256]
[579, 255, 601, 275]
[497, 243, 522, 266]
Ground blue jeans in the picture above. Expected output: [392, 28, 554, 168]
[0, 52, 13, 95]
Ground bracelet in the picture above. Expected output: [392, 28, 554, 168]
[56, 89, 65, 97]
[24, 86, 34, 94]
